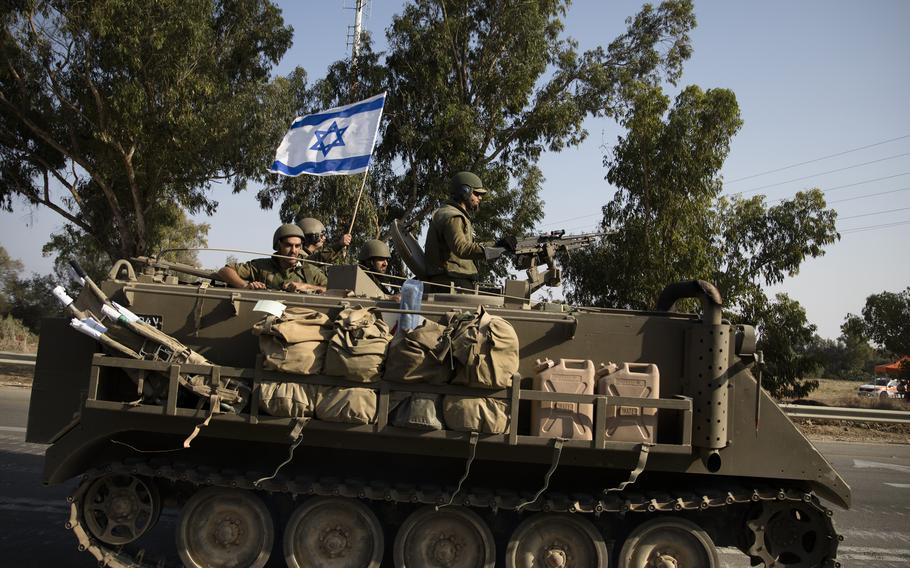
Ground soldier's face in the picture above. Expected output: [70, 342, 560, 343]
[467, 191, 482, 211]
[370, 258, 389, 273]
[276, 236, 303, 268]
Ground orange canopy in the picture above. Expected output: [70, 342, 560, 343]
[874, 356, 910, 376]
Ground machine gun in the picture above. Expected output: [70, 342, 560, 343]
[500, 230, 606, 299]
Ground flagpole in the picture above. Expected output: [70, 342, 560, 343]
[347, 167, 370, 234]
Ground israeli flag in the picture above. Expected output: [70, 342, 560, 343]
[269, 92, 386, 177]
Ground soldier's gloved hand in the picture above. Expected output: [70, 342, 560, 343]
[483, 247, 506, 261]
[494, 235, 518, 253]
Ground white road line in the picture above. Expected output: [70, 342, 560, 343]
[885, 483, 910, 489]
[0, 426, 26, 432]
[853, 459, 910, 474]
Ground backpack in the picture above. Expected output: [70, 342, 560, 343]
[252, 307, 332, 375]
[441, 306, 519, 389]
[324, 307, 392, 382]
[383, 319, 451, 384]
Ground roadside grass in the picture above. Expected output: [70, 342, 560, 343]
[0, 315, 37, 353]
[787, 377, 909, 410]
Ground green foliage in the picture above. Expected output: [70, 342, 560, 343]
[851, 288, 910, 357]
[257, 0, 698, 278]
[0, 245, 56, 333]
[0, 0, 293, 264]
[561, 80, 839, 398]
[748, 294, 821, 399]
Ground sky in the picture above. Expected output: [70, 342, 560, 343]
[1, 0, 908, 340]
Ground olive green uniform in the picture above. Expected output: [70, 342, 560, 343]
[359, 263, 393, 295]
[228, 257, 327, 290]
[424, 200, 485, 291]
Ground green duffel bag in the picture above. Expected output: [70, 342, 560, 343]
[442, 395, 510, 434]
[383, 319, 451, 384]
[316, 386, 377, 425]
[443, 306, 519, 390]
[258, 381, 325, 418]
[324, 307, 392, 382]
[252, 307, 332, 374]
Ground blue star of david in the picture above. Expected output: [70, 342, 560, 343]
[310, 120, 348, 157]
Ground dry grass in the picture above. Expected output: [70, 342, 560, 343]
[786, 378, 909, 410]
[0, 315, 37, 353]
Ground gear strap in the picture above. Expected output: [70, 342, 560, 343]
[603, 442, 653, 494]
[437, 431, 479, 510]
[515, 438, 565, 512]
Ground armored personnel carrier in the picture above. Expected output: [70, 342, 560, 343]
[26, 228, 848, 568]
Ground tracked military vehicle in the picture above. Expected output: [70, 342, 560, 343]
[26, 225, 848, 568]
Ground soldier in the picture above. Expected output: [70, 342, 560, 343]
[358, 239, 394, 295]
[423, 171, 514, 292]
[297, 217, 353, 265]
[216, 224, 327, 293]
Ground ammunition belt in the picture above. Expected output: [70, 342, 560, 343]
[65, 458, 841, 568]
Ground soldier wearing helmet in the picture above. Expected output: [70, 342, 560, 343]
[296, 216, 353, 266]
[358, 239, 394, 295]
[423, 171, 512, 292]
[216, 223, 327, 293]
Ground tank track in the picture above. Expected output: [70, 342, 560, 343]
[66, 458, 843, 567]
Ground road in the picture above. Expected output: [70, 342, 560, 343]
[1, 385, 908, 567]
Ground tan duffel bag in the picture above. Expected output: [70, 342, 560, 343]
[324, 307, 392, 382]
[442, 395, 510, 434]
[316, 387, 377, 425]
[252, 307, 332, 374]
[258, 381, 325, 418]
[444, 306, 519, 389]
[383, 319, 450, 384]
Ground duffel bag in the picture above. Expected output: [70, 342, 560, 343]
[442, 395, 510, 434]
[444, 306, 519, 389]
[324, 307, 392, 382]
[383, 319, 450, 384]
[316, 387, 377, 425]
[252, 307, 332, 374]
[258, 381, 325, 418]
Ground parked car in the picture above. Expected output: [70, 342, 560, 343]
[857, 377, 900, 398]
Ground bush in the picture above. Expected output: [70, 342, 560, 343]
[0, 315, 38, 353]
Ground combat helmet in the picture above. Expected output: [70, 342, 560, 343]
[297, 217, 327, 245]
[272, 223, 305, 250]
[358, 239, 391, 262]
[449, 171, 487, 202]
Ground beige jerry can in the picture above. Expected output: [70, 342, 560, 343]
[596, 362, 660, 443]
[530, 358, 595, 440]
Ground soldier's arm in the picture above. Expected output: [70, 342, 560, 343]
[216, 265, 266, 289]
[444, 218, 486, 260]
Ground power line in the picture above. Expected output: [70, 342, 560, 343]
[838, 206, 910, 221]
[828, 186, 910, 204]
[731, 152, 910, 196]
[725, 133, 910, 184]
[770, 172, 910, 203]
[841, 219, 910, 234]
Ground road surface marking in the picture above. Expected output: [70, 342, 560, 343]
[853, 459, 910, 474]
[0, 426, 26, 432]
[885, 483, 910, 489]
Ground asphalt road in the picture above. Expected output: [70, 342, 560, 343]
[1, 385, 908, 567]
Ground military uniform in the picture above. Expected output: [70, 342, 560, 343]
[359, 263, 393, 295]
[424, 200, 486, 291]
[228, 257, 327, 290]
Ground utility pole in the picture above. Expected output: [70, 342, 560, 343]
[346, 0, 366, 59]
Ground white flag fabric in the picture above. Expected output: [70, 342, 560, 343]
[269, 92, 386, 177]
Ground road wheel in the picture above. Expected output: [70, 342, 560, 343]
[505, 513, 608, 568]
[283, 496, 383, 568]
[619, 517, 718, 568]
[177, 487, 274, 568]
[394, 506, 495, 568]
[82, 473, 161, 545]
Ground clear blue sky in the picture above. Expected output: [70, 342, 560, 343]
[1, 0, 908, 340]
